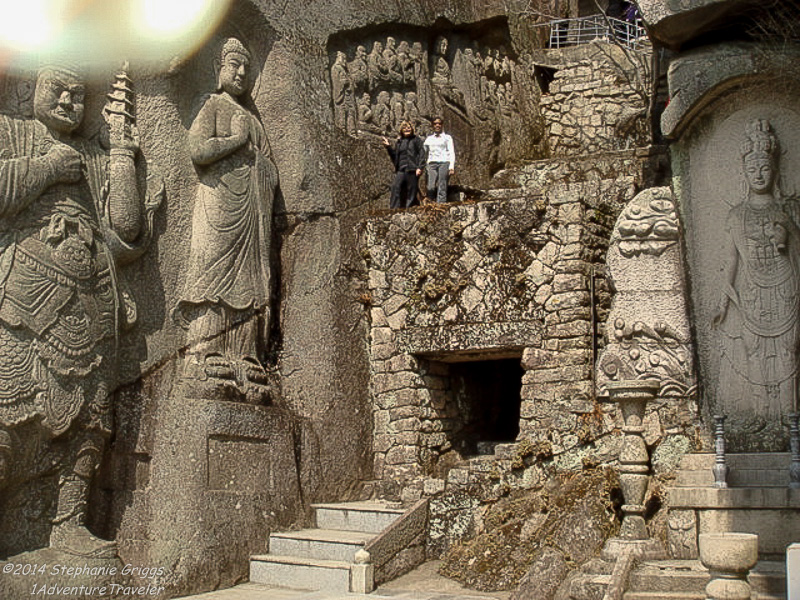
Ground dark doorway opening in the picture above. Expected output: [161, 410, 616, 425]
[533, 65, 557, 95]
[448, 358, 523, 455]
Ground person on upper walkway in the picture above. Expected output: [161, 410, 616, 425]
[383, 120, 425, 209]
[423, 117, 455, 204]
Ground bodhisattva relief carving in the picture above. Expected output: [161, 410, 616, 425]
[173, 38, 278, 405]
[332, 51, 357, 135]
[329, 33, 523, 138]
[431, 36, 465, 108]
[712, 119, 800, 422]
[0, 61, 161, 558]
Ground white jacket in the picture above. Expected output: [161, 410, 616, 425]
[424, 132, 455, 170]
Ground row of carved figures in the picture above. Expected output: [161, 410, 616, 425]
[350, 79, 520, 136]
[334, 36, 514, 94]
[332, 35, 521, 135]
[336, 38, 427, 94]
[356, 90, 426, 135]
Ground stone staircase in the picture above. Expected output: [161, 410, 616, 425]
[250, 501, 405, 593]
[667, 453, 800, 560]
[623, 559, 786, 600]
[630, 452, 796, 600]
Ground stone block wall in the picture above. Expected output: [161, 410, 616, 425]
[361, 150, 654, 499]
[417, 155, 706, 560]
[364, 199, 548, 493]
[514, 153, 638, 454]
[540, 44, 651, 156]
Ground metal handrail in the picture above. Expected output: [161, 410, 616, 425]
[538, 15, 648, 50]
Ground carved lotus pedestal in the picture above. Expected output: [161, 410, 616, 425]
[603, 379, 666, 560]
[180, 355, 275, 405]
[698, 533, 758, 600]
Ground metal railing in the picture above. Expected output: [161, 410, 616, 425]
[541, 15, 648, 50]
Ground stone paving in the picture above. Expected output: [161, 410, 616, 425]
[180, 561, 510, 600]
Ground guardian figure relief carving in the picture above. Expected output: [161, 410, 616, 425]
[0, 60, 161, 558]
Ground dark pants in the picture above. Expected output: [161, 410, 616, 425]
[426, 161, 449, 204]
[390, 170, 419, 209]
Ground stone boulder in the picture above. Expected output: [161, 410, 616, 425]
[639, 0, 800, 49]
[437, 468, 619, 595]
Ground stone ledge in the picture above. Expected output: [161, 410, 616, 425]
[399, 322, 541, 357]
[669, 486, 800, 509]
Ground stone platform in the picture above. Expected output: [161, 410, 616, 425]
[667, 453, 800, 559]
[623, 559, 786, 600]
[180, 560, 510, 600]
[112, 393, 313, 598]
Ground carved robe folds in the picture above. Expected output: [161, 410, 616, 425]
[0, 116, 126, 438]
[716, 202, 800, 418]
[175, 94, 277, 348]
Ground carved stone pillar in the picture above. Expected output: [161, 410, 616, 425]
[603, 379, 666, 559]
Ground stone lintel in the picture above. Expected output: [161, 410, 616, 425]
[399, 322, 541, 358]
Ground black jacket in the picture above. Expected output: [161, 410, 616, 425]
[386, 135, 426, 172]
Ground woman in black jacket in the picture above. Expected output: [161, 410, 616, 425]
[383, 121, 425, 209]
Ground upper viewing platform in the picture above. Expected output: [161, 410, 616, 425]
[537, 15, 648, 50]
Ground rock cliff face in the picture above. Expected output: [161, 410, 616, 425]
[2, 0, 795, 597]
[0, 1, 591, 595]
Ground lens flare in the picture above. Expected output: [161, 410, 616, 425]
[132, 0, 231, 59]
[139, 0, 214, 34]
[0, 1, 58, 51]
[0, 0, 232, 71]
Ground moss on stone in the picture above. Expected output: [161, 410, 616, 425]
[437, 468, 620, 592]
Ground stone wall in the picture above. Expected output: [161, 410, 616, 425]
[362, 149, 659, 502]
[539, 44, 651, 156]
[413, 152, 705, 563]
[364, 199, 547, 494]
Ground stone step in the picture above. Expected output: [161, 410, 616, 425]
[482, 187, 525, 200]
[679, 453, 792, 471]
[628, 563, 706, 593]
[676, 453, 792, 488]
[753, 561, 788, 598]
[625, 594, 784, 600]
[475, 440, 502, 455]
[269, 528, 372, 562]
[492, 442, 519, 459]
[248, 501, 405, 593]
[624, 592, 705, 600]
[312, 502, 404, 534]
[626, 592, 785, 600]
[182, 580, 511, 600]
[676, 469, 791, 487]
[463, 454, 500, 472]
[249, 555, 353, 592]
[668, 485, 800, 508]
[626, 560, 786, 599]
